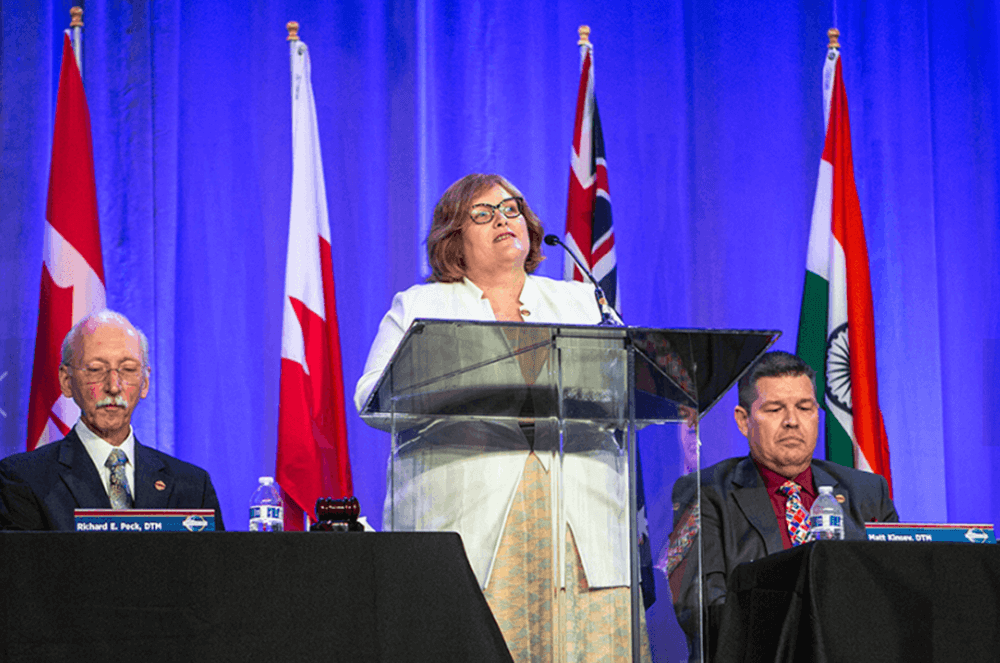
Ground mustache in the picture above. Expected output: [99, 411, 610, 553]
[96, 396, 129, 408]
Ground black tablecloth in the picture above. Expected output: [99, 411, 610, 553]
[714, 541, 1000, 663]
[0, 531, 513, 663]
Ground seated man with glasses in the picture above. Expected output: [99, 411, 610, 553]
[0, 309, 224, 530]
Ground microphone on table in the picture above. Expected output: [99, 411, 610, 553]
[543, 234, 623, 327]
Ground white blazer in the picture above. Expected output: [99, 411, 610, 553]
[355, 275, 630, 589]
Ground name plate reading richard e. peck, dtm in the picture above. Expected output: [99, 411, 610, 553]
[865, 522, 995, 544]
[74, 509, 216, 532]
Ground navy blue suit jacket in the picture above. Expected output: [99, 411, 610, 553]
[0, 428, 224, 531]
[669, 456, 898, 658]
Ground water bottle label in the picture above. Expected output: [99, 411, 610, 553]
[249, 505, 283, 521]
[809, 514, 842, 529]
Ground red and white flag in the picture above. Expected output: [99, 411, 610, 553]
[276, 37, 353, 530]
[565, 34, 618, 311]
[796, 37, 892, 495]
[26, 33, 106, 451]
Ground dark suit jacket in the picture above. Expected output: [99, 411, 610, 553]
[670, 456, 898, 659]
[0, 428, 224, 531]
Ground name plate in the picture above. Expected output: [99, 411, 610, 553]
[74, 509, 216, 532]
[865, 522, 995, 544]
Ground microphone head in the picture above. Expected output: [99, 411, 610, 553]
[543, 234, 560, 246]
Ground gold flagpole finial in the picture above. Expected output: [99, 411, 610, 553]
[578, 25, 591, 46]
[286, 21, 300, 41]
[827, 28, 840, 49]
[70, 6, 83, 28]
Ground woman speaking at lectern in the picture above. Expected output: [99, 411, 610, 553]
[355, 173, 649, 661]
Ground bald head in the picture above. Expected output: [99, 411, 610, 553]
[62, 310, 150, 372]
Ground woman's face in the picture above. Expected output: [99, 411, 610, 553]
[461, 185, 530, 276]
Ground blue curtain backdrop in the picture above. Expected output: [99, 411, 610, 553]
[2, 0, 998, 659]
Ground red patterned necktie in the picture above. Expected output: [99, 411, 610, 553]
[779, 481, 809, 546]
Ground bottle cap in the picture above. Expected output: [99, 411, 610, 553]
[259, 476, 274, 485]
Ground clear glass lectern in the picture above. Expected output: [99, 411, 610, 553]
[360, 320, 778, 663]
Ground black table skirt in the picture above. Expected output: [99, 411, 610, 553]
[0, 531, 513, 663]
[714, 541, 1000, 663]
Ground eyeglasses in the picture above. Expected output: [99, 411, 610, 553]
[468, 197, 524, 225]
[69, 362, 145, 385]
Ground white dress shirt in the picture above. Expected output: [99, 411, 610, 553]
[355, 275, 630, 590]
[75, 420, 137, 501]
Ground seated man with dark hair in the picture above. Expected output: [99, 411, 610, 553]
[0, 310, 223, 531]
[668, 350, 897, 659]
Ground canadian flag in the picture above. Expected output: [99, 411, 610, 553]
[26, 33, 106, 451]
[276, 37, 353, 530]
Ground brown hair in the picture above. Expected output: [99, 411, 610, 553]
[426, 173, 545, 283]
[738, 351, 817, 411]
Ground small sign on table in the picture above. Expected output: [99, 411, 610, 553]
[865, 522, 995, 543]
[74, 509, 217, 532]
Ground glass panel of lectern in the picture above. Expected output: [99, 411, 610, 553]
[360, 320, 779, 663]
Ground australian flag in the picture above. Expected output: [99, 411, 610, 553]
[564, 40, 618, 309]
[564, 31, 654, 609]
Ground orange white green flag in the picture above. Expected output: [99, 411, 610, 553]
[795, 34, 893, 495]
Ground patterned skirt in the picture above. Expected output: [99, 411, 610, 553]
[483, 453, 652, 663]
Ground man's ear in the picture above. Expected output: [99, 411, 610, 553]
[734, 405, 750, 437]
[139, 368, 151, 399]
[58, 365, 74, 399]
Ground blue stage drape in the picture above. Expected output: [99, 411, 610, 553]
[3, 1, 998, 659]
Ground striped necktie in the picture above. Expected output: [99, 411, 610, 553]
[105, 448, 134, 510]
[779, 480, 809, 546]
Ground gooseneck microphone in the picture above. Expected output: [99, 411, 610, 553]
[544, 234, 623, 326]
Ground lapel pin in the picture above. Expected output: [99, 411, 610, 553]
[835, 494, 846, 504]
[154, 480, 167, 491]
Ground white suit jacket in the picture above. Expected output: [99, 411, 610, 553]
[355, 275, 630, 589]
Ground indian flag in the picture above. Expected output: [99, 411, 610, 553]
[796, 32, 893, 496]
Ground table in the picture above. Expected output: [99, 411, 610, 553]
[0, 531, 513, 663]
[714, 541, 1000, 663]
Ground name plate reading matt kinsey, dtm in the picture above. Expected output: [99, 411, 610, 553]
[865, 522, 996, 544]
[74, 509, 216, 532]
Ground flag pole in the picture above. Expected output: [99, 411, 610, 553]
[828, 27, 840, 49]
[572, 25, 642, 657]
[283, 19, 312, 532]
[287, 21, 300, 107]
[69, 7, 83, 76]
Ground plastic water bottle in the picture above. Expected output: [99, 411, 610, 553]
[809, 485, 844, 540]
[249, 476, 284, 531]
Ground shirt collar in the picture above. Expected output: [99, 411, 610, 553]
[518, 274, 540, 311]
[75, 419, 136, 467]
[461, 275, 534, 305]
[752, 457, 816, 498]
[461, 276, 485, 300]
